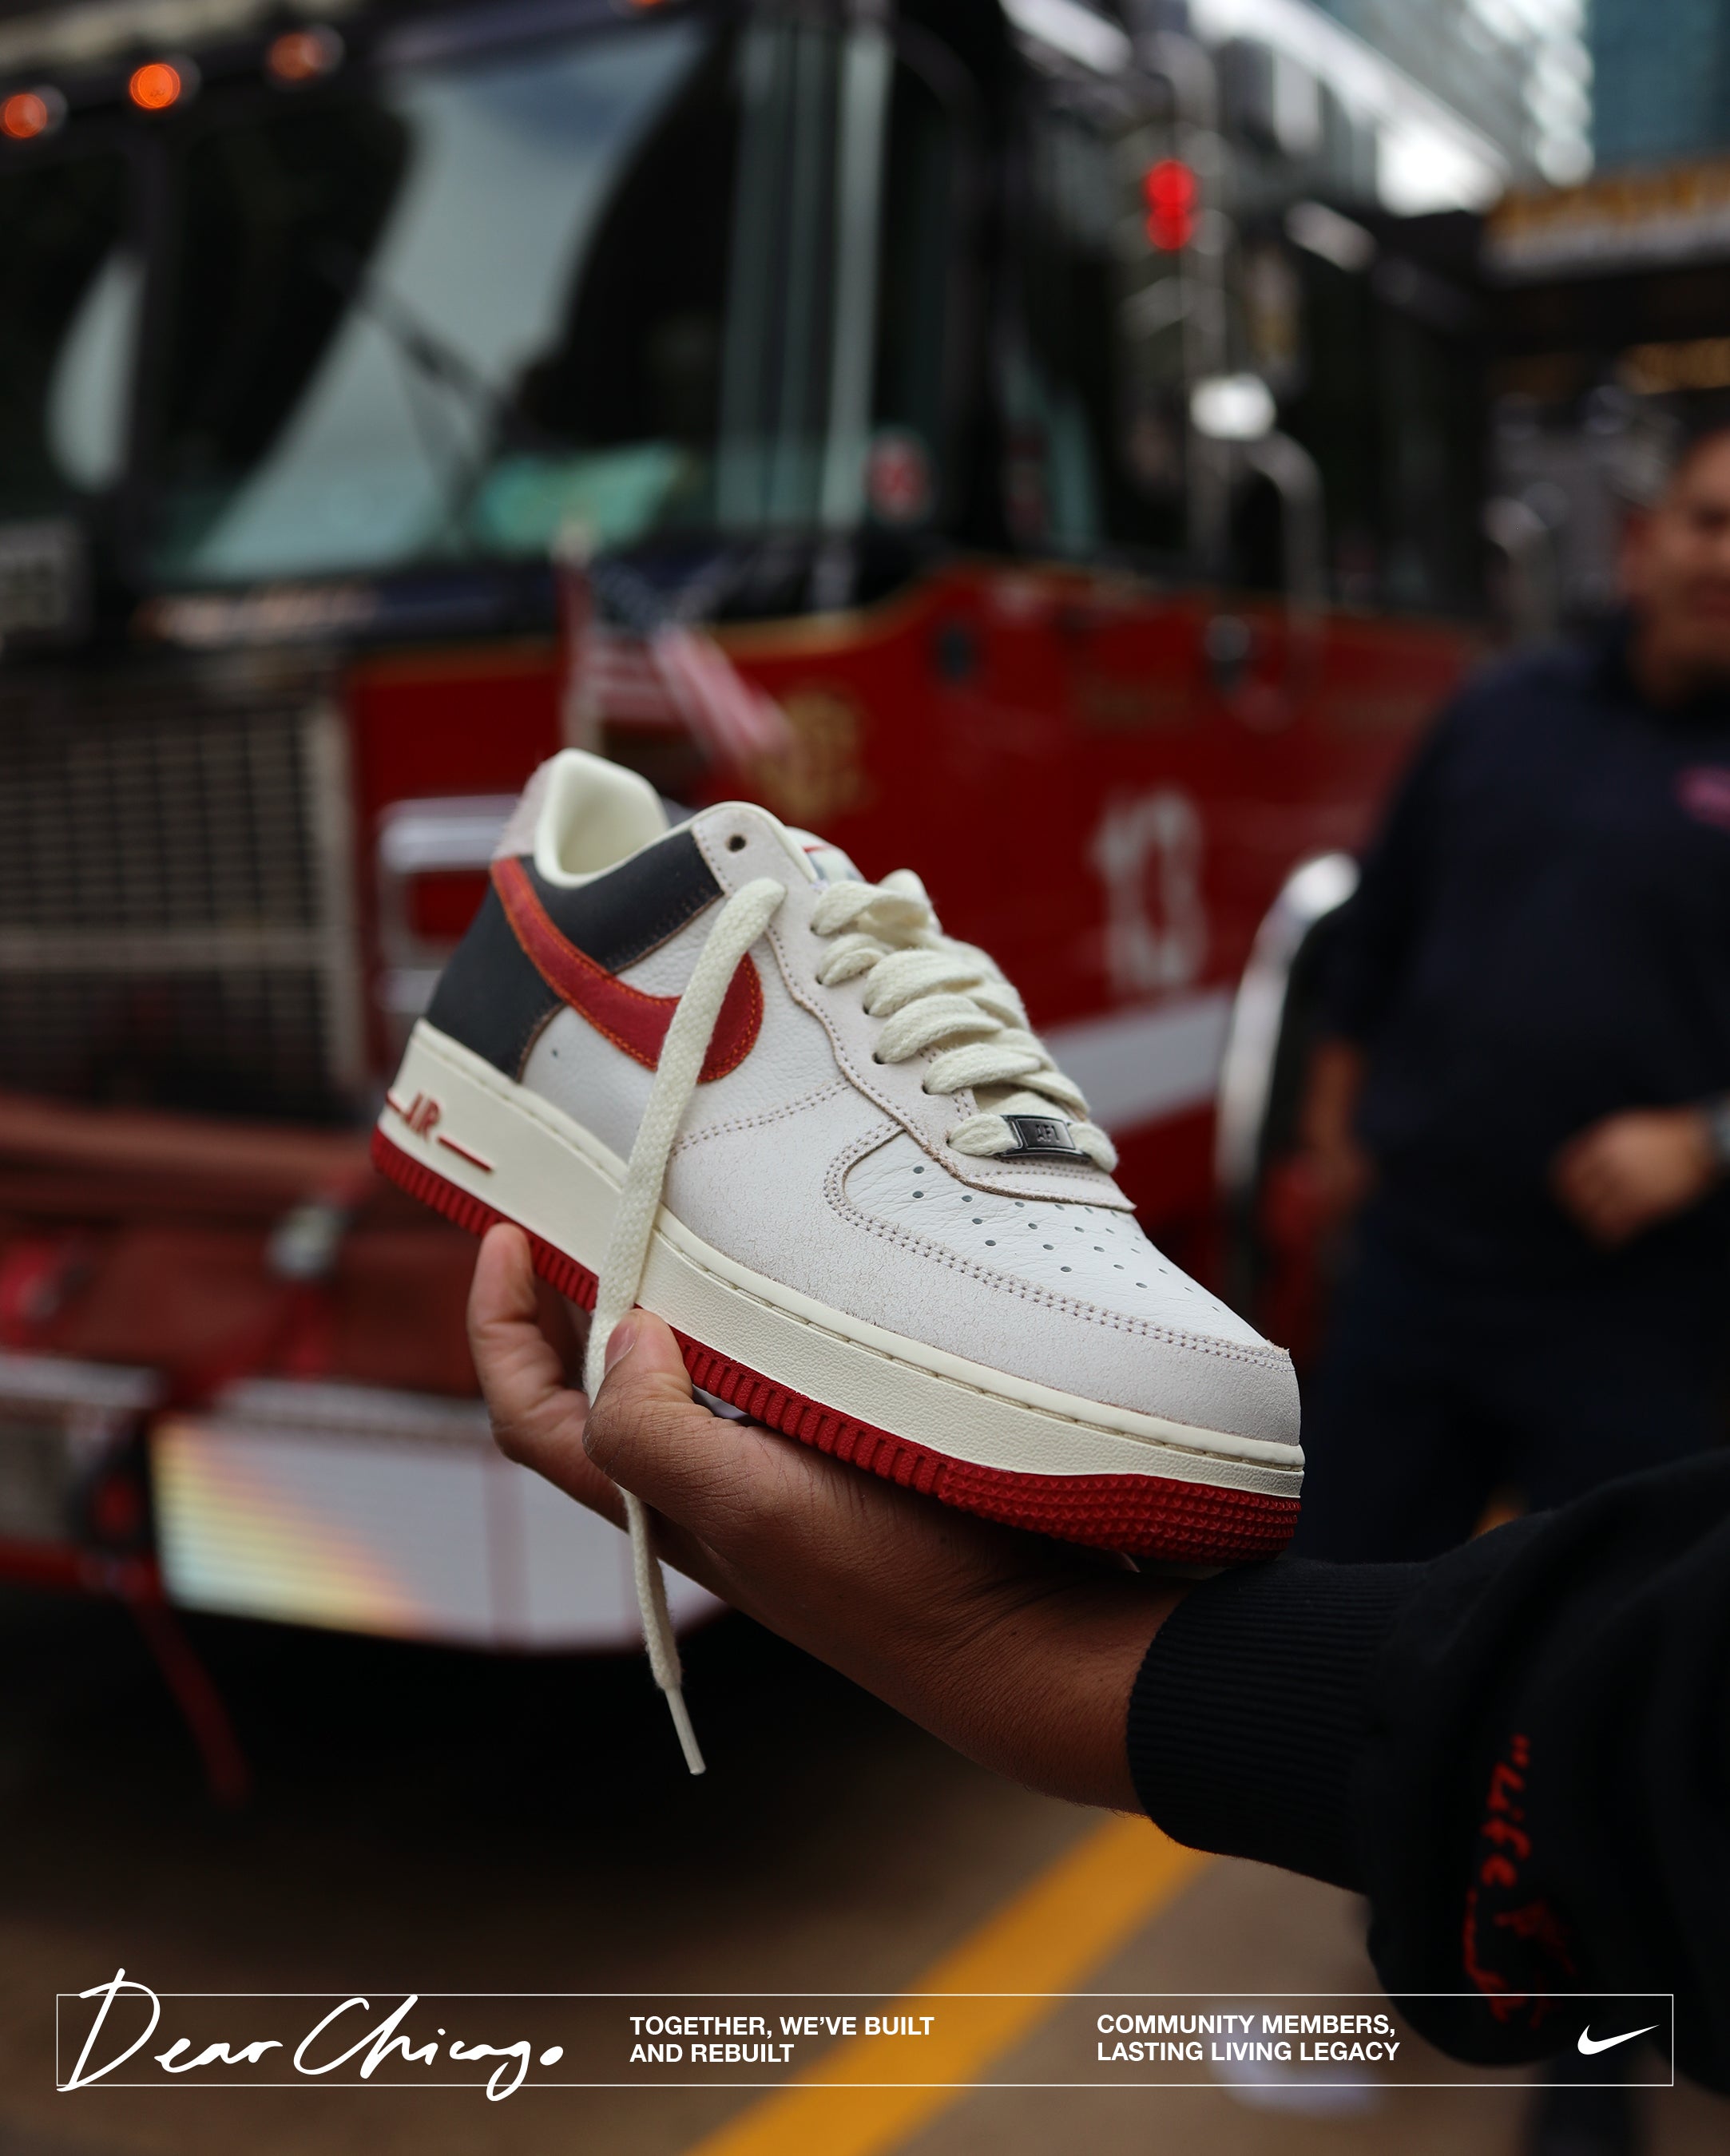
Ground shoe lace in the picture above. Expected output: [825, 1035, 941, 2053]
[810, 870, 1117, 1172]
[585, 866, 1111, 1775]
[583, 874, 786, 1777]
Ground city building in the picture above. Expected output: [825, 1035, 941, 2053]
[1315, 0, 1592, 180]
[1591, 0, 1730, 168]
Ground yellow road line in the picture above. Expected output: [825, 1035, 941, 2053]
[683, 1813, 1209, 2156]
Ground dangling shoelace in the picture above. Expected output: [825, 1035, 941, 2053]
[584, 867, 1113, 1774]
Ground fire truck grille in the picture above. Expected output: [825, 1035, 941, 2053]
[0, 671, 363, 1122]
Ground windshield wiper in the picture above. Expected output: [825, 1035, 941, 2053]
[312, 240, 514, 430]
[311, 240, 551, 542]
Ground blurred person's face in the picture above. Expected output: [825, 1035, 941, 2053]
[1622, 432, 1730, 700]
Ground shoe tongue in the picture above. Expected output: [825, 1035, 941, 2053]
[774, 823, 866, 886]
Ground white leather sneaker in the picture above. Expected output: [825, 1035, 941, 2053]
[375, 751, 1301, 1764]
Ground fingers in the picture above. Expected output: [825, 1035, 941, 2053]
[1552, 1140, 1621, 1244]
[1560, 1186, 1637, 1245]
[584, 1311, 1057, 1611]
[584, 1320, 1165, 1807]
[1300, 1139, 1373, 1233]
[469, 1221, 561, 1407]
[467, 1224, 625, 1528]
[494, 1292, 1168, 1808]
[582, 1312, 845, 1555]
[1552, 1123, 1674, 1246]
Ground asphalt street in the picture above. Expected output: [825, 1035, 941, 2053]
[0, 1585, 1723, 2156]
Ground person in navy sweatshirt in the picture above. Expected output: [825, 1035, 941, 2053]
[1292, 422, 1730, 1568]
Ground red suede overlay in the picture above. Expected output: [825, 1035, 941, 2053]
[373, 1129, 1299, 1563]
[490, 857, 760, 1082]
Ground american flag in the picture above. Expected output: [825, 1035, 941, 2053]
[557, 546, 792, 766]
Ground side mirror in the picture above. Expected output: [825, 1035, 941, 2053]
[1214, 851, 1359, 1337]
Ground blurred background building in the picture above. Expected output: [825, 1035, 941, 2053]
[1591, 0, 1730, 165]
[1315, 0, 1592, 183]
[1184, 0, 1589, 211]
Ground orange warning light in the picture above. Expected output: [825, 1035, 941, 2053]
[266, 27, 344, 85]
[2, 86, 66, 140]
[1142, 160, 1198, 252]
[2, 89, 52, 139]
[129, 61, 184, 112]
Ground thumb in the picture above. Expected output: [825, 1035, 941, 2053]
[583, 1311, 806, 1552]
[583, 1310, 716, 1488]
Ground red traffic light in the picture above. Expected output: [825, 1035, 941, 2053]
[1143, 160, 1198, 252]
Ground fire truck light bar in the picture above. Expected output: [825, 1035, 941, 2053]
[267, 26, 344, 85]
[1, 85, 64, 140]
[129, 58, 196, 112]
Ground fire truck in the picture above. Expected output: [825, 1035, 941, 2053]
[0, 0, 1492, 1782]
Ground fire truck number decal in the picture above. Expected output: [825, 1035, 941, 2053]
[1089, 789, 1208, 1000]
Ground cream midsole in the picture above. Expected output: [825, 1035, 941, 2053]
[384, 1022, 1304, 1498]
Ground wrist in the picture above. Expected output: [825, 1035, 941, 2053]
[1129, 1558, 1425, 1886]
[916, 1579, 1180, 1809]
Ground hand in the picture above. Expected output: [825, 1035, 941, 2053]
[1296, 1040, 1374, 1232]
[467, 1223, 1180, 1806]
[1551, 1108, 1720, 1248]
[1297, 1134, 1375, 1235]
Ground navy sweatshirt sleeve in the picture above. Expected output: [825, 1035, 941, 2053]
[1127, 1452, 1730, 2090]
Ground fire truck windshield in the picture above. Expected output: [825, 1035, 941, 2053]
[0, 150, 134, 525]
[2, 6, 1482, 617]
[148, 13, 730, 585]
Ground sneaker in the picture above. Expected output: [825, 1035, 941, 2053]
[374, 751, 1301, 1764]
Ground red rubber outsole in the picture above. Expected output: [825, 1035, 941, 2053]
[375, 1128, 1299, 1563]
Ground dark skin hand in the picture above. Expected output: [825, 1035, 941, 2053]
[1551, 1107, 1720, 1248]
[1301, 1055, 1720, 1251]
[468, 1222, 1179, 1807]
[1296, 1037, 1374, 1233]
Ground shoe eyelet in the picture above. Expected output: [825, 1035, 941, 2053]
[726, 833, 748, 852]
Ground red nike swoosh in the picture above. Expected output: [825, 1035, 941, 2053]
[491, 858, 761, 1082]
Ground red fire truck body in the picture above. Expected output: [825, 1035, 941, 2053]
[350, 568, 1464, 1218]
[0, 0, 1485, 1704]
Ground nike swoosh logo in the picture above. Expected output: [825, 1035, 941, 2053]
[491, 857, 761, 1083]
[1577, 2024, 1657, 2055]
